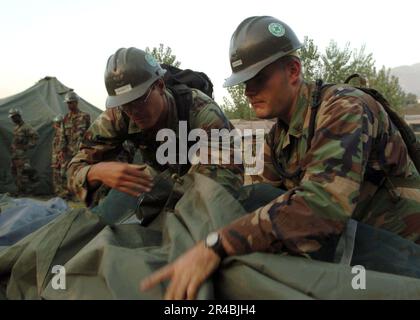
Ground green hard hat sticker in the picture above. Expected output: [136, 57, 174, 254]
[145, 53, 157, 67]
[268, 22, 285, 37]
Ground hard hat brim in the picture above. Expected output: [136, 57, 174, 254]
[223, 48, 301, 87]
[105, 69, 166, 109]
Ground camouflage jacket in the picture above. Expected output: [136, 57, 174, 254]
[220, 81, 420, 258]
[63, 111, 91, 159]
[11, 122, 39, 159]
[68, 89, 243, 205]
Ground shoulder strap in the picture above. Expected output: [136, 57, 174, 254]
[269, 79, 330, 180]
[167, 84, 194, 175]
[357, 87, 420, 175]
[307, 79, 326, 151]
[167, 84, 193, 125]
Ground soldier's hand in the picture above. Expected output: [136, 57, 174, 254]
[87, 161, 154, 197]
[140, 242, 221, 300]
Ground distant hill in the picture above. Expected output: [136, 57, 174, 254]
[391, 63, 420, 96]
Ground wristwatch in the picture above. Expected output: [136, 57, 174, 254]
[205, 232, 227, 259]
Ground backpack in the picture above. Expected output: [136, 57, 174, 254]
[270, 74, 420, 179]
[161, 64, 214, 99]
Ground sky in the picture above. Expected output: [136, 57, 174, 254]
[0, 0, 419, 110]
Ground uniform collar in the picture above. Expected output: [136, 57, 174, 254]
[15, 121, 24, 128]
[278, 81, 312, 149]
[68, 110, 81, 116]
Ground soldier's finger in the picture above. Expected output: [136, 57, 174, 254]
[126, 164, 152, 176]
[118, 171, 149, 183]
[187, 280, 200, 300]
[123, 167, 154, 182]
[140, 265, 173, 292]
[162, 275, 177, 300]
[119, 181, 152, 194]
[127, 173, 154, 186]
[172, 273, 190, 300]
[117, 186, 141, 198]
[137, 169, 154, 180]
[127, 164, 147, 171]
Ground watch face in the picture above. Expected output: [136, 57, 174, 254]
[206, 232, 219, 247]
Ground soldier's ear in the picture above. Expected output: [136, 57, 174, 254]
[156, 79, 166, 95]
[286, 58, 301, 85]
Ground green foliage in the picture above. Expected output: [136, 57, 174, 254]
[369, 67, 406, 113]
[220, 84, 255, 120]
[301, 39, 376, 84]
[300, 37, 322, 80]
[300, 39, 406, 114]
[145, 43, 181, 67]
[404, 93, 418, 106]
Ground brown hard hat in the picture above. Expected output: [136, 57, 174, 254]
[104, 47, 166, 108]
[224, 16, 302, 87]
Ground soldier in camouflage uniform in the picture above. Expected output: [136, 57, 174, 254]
[9, 108, 39, 195]
[51, 115, 66, 196]
[142, 16, 420, 299]
[67, 47, 243, 207]
[61, 91, 91, 198]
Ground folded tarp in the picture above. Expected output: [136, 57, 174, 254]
[1, 174, 420, 299]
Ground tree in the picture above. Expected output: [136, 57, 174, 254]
[145, 43, 181, 67]
[404, 93, 418, 107]
[301, 39, 376, 84]
[300, 39, 406, 113]
[220, 84, 255, 120]
[300, 36, 322, 81]
[369, 66, 406, 113]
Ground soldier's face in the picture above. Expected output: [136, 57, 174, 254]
[10, 115, 22, 124]
[67, 101, 78, 112]
[120, 81, 165, 130]
[245, 60, 298, 121]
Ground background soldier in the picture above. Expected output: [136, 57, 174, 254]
[51, 115, 66, 196]
[9, 108, 39, 196]
[61, 91, 91, 199]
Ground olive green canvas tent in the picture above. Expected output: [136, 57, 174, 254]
[0, 76, 102, 194]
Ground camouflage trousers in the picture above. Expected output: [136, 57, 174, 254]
[11, 157, 39, 195]
[52, 165, 67, 196]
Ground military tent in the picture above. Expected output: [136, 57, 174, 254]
[0, 76, 102, 194]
